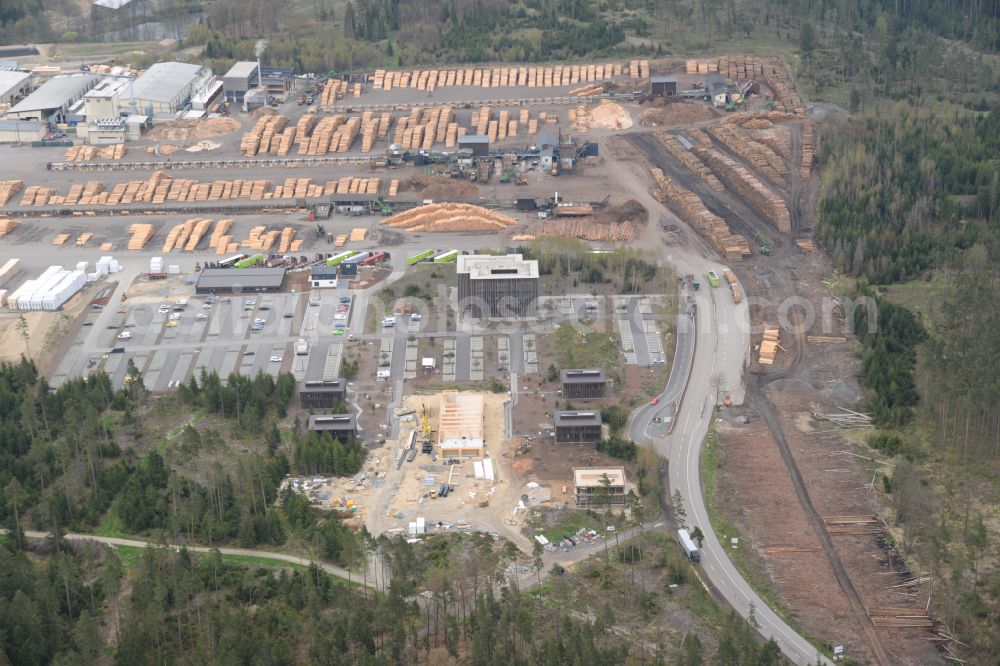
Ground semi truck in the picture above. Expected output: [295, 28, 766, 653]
[235, 254, 265, 269]
[723, 269, 741, 303]
[326, 251, 356, 266]
[295, 339, 309, 356]
[360, 251, 386, 266]
[433, 249, 459, 263]
[705, 270, 721, 287]
[678, 529, 701, 563]
[343, 251, 371, 265]
[406, 249, 435, 265]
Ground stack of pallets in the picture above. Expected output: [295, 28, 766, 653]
[758, 326, 780, 365]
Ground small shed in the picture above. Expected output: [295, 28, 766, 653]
[650, 75, 677, 97]
[458, 134, 490, 157]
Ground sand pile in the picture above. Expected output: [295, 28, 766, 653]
[146, 118, 241, 142]
[381, 203, 517, 232]
[639, 101, 719, 127]
[590, 101, 632, 129]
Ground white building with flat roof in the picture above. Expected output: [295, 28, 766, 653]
[573, 467, 627, 507]
[123, 62, 209, 115]
[456, 253, 539, 318]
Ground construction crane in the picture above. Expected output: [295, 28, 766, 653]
[420, 402, 432, 440]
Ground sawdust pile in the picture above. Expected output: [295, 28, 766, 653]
[185, 140, 221, 152]
[590, 101, 632, 129]
[158, 144, 180, 155]
[380, 203, 517, 232]
[639, 100, 719, 127]
[250, 106, 277, 119]
[146, 118, 241, 142]
[403, 174, 478, 200]
[593, 199, 648, 226]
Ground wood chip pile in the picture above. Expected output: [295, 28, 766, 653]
[649, 167, 750, 262]
[373, 63, 624, 90]
[127, 223, 154, 250]
[0, 218, 19, 238]
[380, 203, 517, 232]
[65, 144, 126, 161]
[758, 325, 780, 365]
[708, 124, 787, 185]
[693, 147, 791, 233]
[654, 132, 723, 191]
[0, 181, 23, 206]
[532, 219, 636, 243]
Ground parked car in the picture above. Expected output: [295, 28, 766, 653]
[270, 355, 282, 363]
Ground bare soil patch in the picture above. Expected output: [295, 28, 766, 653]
[639, 100, 719, 127]
[402, 174, 479, 200]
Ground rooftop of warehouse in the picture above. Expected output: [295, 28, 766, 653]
[195, 267, 286, 289]
[223, 61, 259, 79]
[0, 69, 29, 92]
[125, 62, 205, 103]
[308, 414, 356, 430]
[8, 73, 99, 113]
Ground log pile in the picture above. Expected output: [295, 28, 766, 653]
[708, 124, 787, 186]
[807, 336, 846, 344]
[685, 127, 713, 148]
[866, 607, 933, 629]
[0, 218, 19, 238]
[0, 180, 23, 206]
[533, 219, 637, 243]
[278, 227, 297, 253]
[129, 224, 153, 251]
[320, 79, 348, 106]
[183, 218, 213, 251]
[294, 112, 317, 148]
[241, 115, 289, 156]
[321, 177, 379, 195]
[209, 219, 233, 249]
[332, 116, 361, 152]
[388, 179, 399, 197]
[570, 83, 603, 96]
[349, 228, 367, 242]
[649, 167, 750, 262]
[748, 125, 792, 159]
[795, 238, 815, 252]
[373, 63, 624, 90]
[20, 186, 57, 206]
[800, 118, 815, 178]
[75, 232, 92, 246]
[654, 132, 723, 191]
[301, 115, 345, 155]
[758, 325, 780, 365]
[380, 203, 517, 232]
[274, 127, 297, 156]
[65, 144, 126, 161]
[693, 147, 791, 233]
[52, 233, 70, 245]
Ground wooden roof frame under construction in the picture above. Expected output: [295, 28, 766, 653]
[437, 391, 484, 443]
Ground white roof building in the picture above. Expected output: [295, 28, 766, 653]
[123, 62, 210, 114]
[6, 74, 99, 123]
[0, 70, 31, 106]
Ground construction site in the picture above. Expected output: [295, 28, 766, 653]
[0, 51, 949, 665]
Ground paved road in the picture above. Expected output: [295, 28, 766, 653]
[19, 530, 377, 588]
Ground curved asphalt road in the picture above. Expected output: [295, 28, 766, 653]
[629, 270, 831, 666]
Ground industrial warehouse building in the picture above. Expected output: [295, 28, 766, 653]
[124, 62, 209, 115]
[554, 410, 603, 444]
[456, 254, 539, 318]
[561, 368, 607, 400]
[458, 134, 490, 156]
[299, 379, 347, 409]
[222, 61, 260, 102]
[6, 73, 99, 124]
[0, 69, 31, 106]
[573, 467, 627, 508]
[649, 75, 677, 97]
[0, 120, 46, 143]
[307, 414, 357, 442]
[194, 267, 286, 294]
